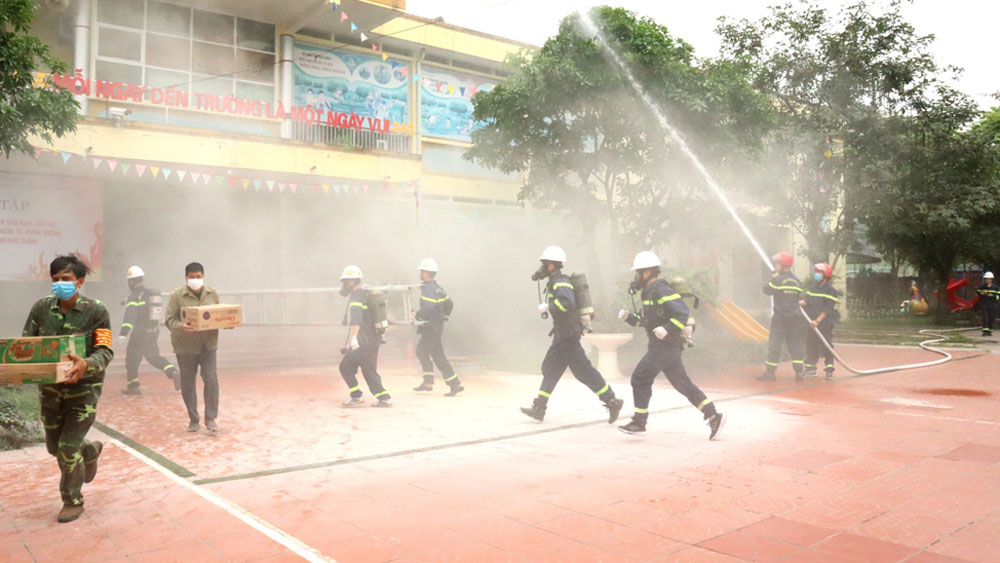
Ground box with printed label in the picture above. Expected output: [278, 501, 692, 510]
[181, 304, 243, 331]
[0, 335, 84, 385]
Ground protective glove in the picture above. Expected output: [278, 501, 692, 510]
[349, 336, 360, 350]
[617, 309, 628, 320]
[682, 326, 694, 340]
[538, 303, 549, 314]
[117, 335, 128, 345]
[653, 326, 668, 340]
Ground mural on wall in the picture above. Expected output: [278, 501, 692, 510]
[420, 67, 497, 142]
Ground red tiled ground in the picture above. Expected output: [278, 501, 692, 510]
[1, 343, 998, 562]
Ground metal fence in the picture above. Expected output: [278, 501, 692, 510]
[163, 285, 422, 326]
[291, 121, 412, 154]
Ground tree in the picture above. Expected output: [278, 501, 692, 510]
[466, 6, 773, 284]
[716, 0, 947, 267]
[0, 0, 78, 157]
[860, 89, 1000, 318]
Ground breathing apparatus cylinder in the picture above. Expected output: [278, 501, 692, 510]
[148, 293, 164, 324]
[367, 290, 389, 336]
[569, 273, 595, 329]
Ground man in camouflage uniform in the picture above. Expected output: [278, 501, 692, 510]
[22, 255, 114, 523]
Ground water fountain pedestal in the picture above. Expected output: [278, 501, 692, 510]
[582, 333, 634, 381]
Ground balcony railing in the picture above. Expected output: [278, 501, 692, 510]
[291, 121, 413, 154]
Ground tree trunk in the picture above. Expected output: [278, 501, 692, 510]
[934, 269, 950, 323]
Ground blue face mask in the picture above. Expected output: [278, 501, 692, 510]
[812, 272, 824, 282]
[52, 281, 78, 300]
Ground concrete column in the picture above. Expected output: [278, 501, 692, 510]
[279, 33, 295, 139]
[73, 0, 92, 115]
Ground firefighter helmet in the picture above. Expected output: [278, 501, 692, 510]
[539, 246, 567, 263]
[985, 271, 995, 279]
[418, 258, 438, 272]
[814, 263, 833, 279]
[631, 251, 662, 271]
[126, 266, 145, 279]
[772, 252, 794, 267]
[339, 265, 363, 280]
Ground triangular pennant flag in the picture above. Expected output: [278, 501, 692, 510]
[215, 176, 224, 186]
[205, 174, 213, 185]
[381, 52, 387, 61]
[191, 172, 201, 183]
[162, 168, 172, 180]
[390, 61, 399, 69]
[177, 170, 187, 182]
[412, 73, 419, 83]
[266, 180, 274, 192]
[459, 86, 466, 96]
[435, 81, 442, 92]
[228, 177, 238, 188]
[341, 11, 348, 22]
[135, 164, 146, 177]
[289, 183, 298, 193]
[350, 22, 357, 32]
[360, 32, 367, 42]
[447, 85, 455, 95]
[241, 178, 250, 190]
[330, 1, 338, 8]
[333, 185, 341, 195]
[61, 152, 72, 164]
[311, 184, 320, 192]
[253, 179, 262, 192]
[321, 184, 330, 194]
[92, 158, 104, 170]
[121, 162, 131, 175]
[278, 182, 286, 192]
[363, 184, 370, 193]
[470, 85, 478, 95]
[150, 166, 161, 178]
[401, 67, 409, 76]
[33, 147, 43, 158]
[107, 159, 118, 172]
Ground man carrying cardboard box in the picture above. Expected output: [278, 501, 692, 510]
[21, 255, 114, 523]
[165, 262, 220, 433]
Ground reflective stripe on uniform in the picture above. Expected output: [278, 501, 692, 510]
[634, 407, 648, 413]
[805, 291, 838, 302]
[121, 323, 133, 329]
[349, 386, 360, 392]
[422, 372, 435, 376]
[552, 282, 574, 290]
[374, 391, 389, 398]
[163, 364, 175, 371]
[765, 361, 778, 366]
[792, 360, 804, 365]
[670, 318, 685, 329]
[595, 383, 609, 396]
[553, 299, 567, 312]
[658, 294, 681, 304]
[768, 283, 801, 292]
[444, 374, 458, 382]
[696, 398, 713, 412]
[125, 301, 147, 307]
[421, 295, 449, 303]
[349, 301, 368, 309]
[538, 390, 551, 398]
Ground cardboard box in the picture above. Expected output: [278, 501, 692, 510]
[181, 304, 243, 331]
[0, 335, 83, 385]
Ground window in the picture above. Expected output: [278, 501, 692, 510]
[95, 0, 275, 105]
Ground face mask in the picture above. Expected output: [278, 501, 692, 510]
[187, 278, 204, 291]
[52, 281, 78, 300]
[812, 273, 824, 282]
[531, 263, 550, 282]
[339, 283, 352, 296]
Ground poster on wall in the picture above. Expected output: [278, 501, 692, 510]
[292, 41, 409, 125]
[0, 173, 103, 281]
[420, 67, 497, 142]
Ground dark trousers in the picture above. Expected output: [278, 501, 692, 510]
[981, 306, 997, 333]
[631, 340, 715, 421]
[177, 348, 218, 423]
[537, 337, 614, 403]
[125, 330, 176, 388]
[416, 331, 459, 385]
[766, 315, 805, 374]
[340, 343, 390, 399]
[39, 381, 103, 506]
[805, 322, 836, 373]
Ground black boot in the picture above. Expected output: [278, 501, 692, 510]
[520, 397, 546, 422]
[756, 372, 776, 381]
[414, 381, 433, 392]
[618, 417, 646, 435]
[444, 382, 464, 397]
[604, 396, 624, 424]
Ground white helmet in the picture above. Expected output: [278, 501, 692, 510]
[539, 246, 567, 263]
[418, 258, 438, 272]
[985, 272, 995, 279]
[126, 266, 145, 279]
[339, 265, 363, 280]
[631, 251, 662, 271]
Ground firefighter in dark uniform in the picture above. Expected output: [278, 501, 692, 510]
[759, 251, 805, 381]
[618, 251, 725, 439]
[119, 266, 179, 395]
[977, 272, 999, 336]
[412, 258, 464, 396]
[338, 265, 392, 407]
[801, 263, 839, 379]
[23, 255, 114, 523]
[520, 246, 624, 423]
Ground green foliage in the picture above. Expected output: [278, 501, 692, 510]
[0, 387, 43, 451]
[716, 0, 950, 265]
[466, 6, 773, 251]
[0, 0, 78, 157]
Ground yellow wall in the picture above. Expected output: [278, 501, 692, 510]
[370, 17, 531, 63]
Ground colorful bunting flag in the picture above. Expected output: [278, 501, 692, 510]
[253, 179, 262, 191]
[61, 152, 72, 163]
[177, 170, 187, 181]
[120, 162, 131, 175]
[459, 87, 466, 96]
[206, 174, 214, 185]
[150, 166, 161, 178]
[135, 164, 146, 177]
[241, 178, 250, 190]
[107, 159, 118, 172]
[333, 185, 341, 195]
[162, 168, 172, 180]
[191, 172, 201, 183]
[381, 52, 387, 61]
[289, 183, 298, 193]
[350, 22, 357, 32]
[341, 11, 348, 22]
[447, 85, 455, 95]
[266, 180, 274, 192]
[322, 184, 330, 194]
[228, 177, 238, 188]
[360, 32, 368, 42]
[92, 158, 103, 170]
[278, 182, 286, 192]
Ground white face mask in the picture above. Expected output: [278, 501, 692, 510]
[187, 278, 205, 291]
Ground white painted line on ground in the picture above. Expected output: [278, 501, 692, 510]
[751, 396, 811, 405]
[888, 411, 1000, 426]
[94, 429, 335, 563]
[881, 397, 953, 409]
